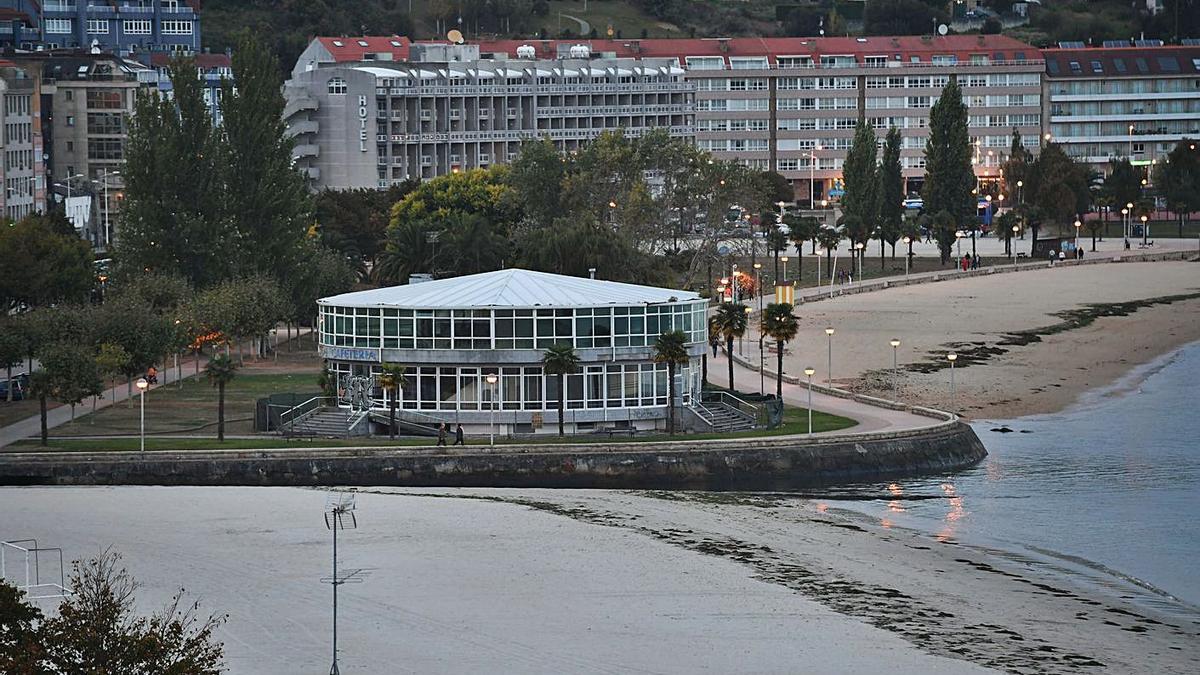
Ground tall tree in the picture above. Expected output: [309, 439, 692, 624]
[878, 127, 904, 263]
[541, 344, 580, 437]
[117, 57, 227, 287]
[710, 303, 748, 392]
[1154, 140, 1200, 238]
[784, 214, 820, 282]
[377, 364, 408, 441]
[842, 120, 879, 231]
[0, 214, 94, 312]
[652, 330, 690, 435]
[204, 354, 239, 442]
[37, 342, 103, 424]
[0, 323, 27, 402]
[923, 78, 975, 263]
[220, 32, 312, 284]
[761, 303, 799, 400]
[1030, 143, 1089, 244]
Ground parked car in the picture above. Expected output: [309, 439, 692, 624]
[0, 373, 29, 401]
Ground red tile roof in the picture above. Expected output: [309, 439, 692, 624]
[428, 34, 1040, 64]
[1041, 46, 1200, 79]
[316, 36, 411, 63]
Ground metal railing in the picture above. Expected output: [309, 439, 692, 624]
[700, 390, 764, 427]
[278, 396, 336, 435]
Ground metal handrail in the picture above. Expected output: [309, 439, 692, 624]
[279, 396, 337, 434]
[701, 390, 765, 427]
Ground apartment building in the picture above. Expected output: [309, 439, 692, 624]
[1042, 43, 1200, 173]
[143, 50, 232, 125]
[472, 35, 1044, 202]
[286, 37, 694, 189]
[0, 60, 45, 221]
[0, 0, 201, 56]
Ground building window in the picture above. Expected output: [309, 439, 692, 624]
[86, 19, 109, 34]
[45, 19, 72, 34]
[86, 90, 124, 110]
[123, 20, 152, 35]
[161, 20, 193, 35]
[327, 77, 347, 95]
[87, 112, 124, 135]
[88, 138, 124, 161]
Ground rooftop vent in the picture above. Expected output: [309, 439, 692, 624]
[516, 44, 536, 59]
[569, 44, 591, 58]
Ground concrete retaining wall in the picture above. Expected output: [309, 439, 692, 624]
[0, 421, 986, 490]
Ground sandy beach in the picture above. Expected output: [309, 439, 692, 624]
[3, 486, 1196, 674]
[752, 260, 1200, 417]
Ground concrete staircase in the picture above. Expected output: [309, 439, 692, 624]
[693, 402, 755, 433]
[284, 407, 366, 439]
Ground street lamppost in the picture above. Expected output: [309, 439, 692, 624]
[1128, 124, 1135, 158]
[853, 241, 864, 282]
[947, 353, 957, 408]
[804, 145, 821, 210]
[814, 248, 823, 291]
[1011, 224, 1019, 263]
[1073, 219, 1081, 254]
[779, 255, 789, 284]
[901, 236, 911, 279]
[804, 367, 816, 435]
[135, 377, 149, 453]
[1125, 202, 1134, 241]
[485, 374, 498, 445]
[890, 339, 901, 397]
[955, 230, 965, 258]
[1141, 214, 1149, 246]
[824, 327, 835, 386]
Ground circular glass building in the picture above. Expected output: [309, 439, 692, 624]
[318, 268, 708, 435]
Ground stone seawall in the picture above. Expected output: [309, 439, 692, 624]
[0, 421, 986, 490]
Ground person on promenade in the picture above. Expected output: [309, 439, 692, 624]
[1058, 250, 1066, 262]
[454, 424, 464, 446]
[437, 423, 447, 446]
[710, 337, 719, 358]
[146, 366, 158, 385]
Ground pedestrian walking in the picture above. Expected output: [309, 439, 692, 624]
[710, 337, 719, 358]
[454, 423, 464, 446]
[437, 423, 447, 446]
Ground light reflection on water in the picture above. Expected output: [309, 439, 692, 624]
[824, 342, 1200, 617]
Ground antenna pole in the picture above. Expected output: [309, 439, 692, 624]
[330, 514, 339, 675]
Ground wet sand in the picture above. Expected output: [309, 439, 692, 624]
[760, 261, 1200, 417]
[3, 486, 1197, 674]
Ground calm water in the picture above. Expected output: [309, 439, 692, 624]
[829, 341, 1200, 616]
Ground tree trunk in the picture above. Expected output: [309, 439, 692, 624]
[388, 395, 396, 441]
[126, 376, 132, 407]
[772, 250, 779, 286]
[701, 353, 707, 386]
[217, 382, 226, 442]
[39, 395, 47, 446]
[726, 337, 735, 391]
[879, 238, 885, 272]
[797, 250, 803, 283]
[5, 364, 10, 402]
[667, 362, 676, 435]
[557, 373, 565, 437]
[1092, 231, 1098, 251]
[776, 339, 785, 400]
[70, 403, 75, 424]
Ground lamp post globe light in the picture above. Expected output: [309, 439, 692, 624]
[1073, 219, 1082, 253]
[824, 327, 835, 386]
[814, 248, 824, 292]
[900, 236, 911, 279]
[135, 377, 149, 453]
[1011, 225, 1020, 262]
[485, 374, 498, 445]
[780, 255, 789, 284]
[889, 339, 901, 397]
[1141, 214, 1149, 245]
[947, 352, 958, 407]
[804, 367, 816, 435]
[853, 241, 864, 282]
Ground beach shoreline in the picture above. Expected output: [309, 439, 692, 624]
[4, 485, 1197, 674]
[759, 261, 1200, 419]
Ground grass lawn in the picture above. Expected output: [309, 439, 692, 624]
[15, 405, 856, 452]
[49, 371, 321, 438]
[0, 398, 54, 428]
[544, 1, 680, 38]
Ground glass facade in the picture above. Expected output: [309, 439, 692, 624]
[326, 362, 702, 411]
[318, 301, 709, 351]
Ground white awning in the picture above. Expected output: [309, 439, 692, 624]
[610, 66, 634, 76]
[448, 68, 468, 78]
[472, 69, 496, 79]
[556, 68, 580, 77]
[664, 65, 685, 75]
[534, 68, 553, 76]
[416, 69, 438, 79]
[499, 68, 525, 78]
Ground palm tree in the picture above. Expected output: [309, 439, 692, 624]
[785, 214, 820, 282]
[653, 330, 690, 435]
[203, 354, 238, 442]
[541, 343, 580, 437]
[377, 363, 408, 440]
[762, 303, 800, 400]
[710, 302, 748, 392]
